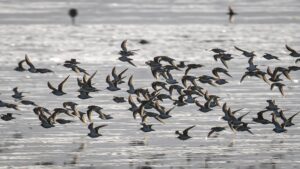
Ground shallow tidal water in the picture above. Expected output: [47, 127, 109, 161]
[0, 1, 300, 169]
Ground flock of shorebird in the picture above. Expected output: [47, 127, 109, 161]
[1, 40, 300, 140]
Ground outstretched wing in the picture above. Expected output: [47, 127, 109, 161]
[88, 123, 94, 132]
[220, 58, 228, 69]
[183, 125, 196, 136]
[287, 112, 299, 123]
[234, 46, 246, 52]
[286, 45, 296, 53]
[18, 60, 26, 69]
[127, 59, 136, 67]
[87, 71, 97, 86]
[118, 68, 128, 78]
[58, 75, 70, 92]
[87, 108, 93, 122]
[47, 82, 56, 91]
[207, 129, 215, 138]
[25, 54, 36, 69]
[95, 124, 108, 134]
[240, 72, 249, 83]
[237, 112, 250, 121]
[121, 40, 128, 52]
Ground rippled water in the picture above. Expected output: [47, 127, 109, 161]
[0, 1, 300, 169]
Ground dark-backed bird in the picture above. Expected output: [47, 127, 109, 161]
[175, 125, 195, 140]
[47, 75, 70, 96]
[20, 100, 38, 106]
[234, 46, 256, 58]
[106, 75, 120, 91]
[231, 122, 254, 135]
[25, 55, 53, 73]
[207, 127, 226, 138]
[252, 110, 272, 124]
[212, 67, 232, 78]
[286, 45, 300, 58]
[1, 113, 15, 121]
[112, 67, 128, 84]
[211, 48, 226, 54]
[12, 87, 26, 100]
[185, 64, 204, 75]
[213, 53, 233, 68]
[140, 122, 155, 132]
[195, 99, 212, 113]
[271, 113, 286, 133]
[113, 96, 126, 103]
[87, 123, 107, 138]
[14, 59, 26, 72]
[118, 40, 138, 66]
[271, 82, 285, 96]
[127, 75, 135, 94]
[279, 110, 299, 127]
[262, 53, 280, 60]
[0, 100, 19, 110]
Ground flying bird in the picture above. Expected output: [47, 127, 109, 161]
[175, 125, 195, 140]
[47, 75, 70, 96]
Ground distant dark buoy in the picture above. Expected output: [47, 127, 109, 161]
[68, 8, 78, 25]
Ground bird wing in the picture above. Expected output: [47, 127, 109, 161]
[127, 59, 136, 67]
[87, 108, 93, 122]
[25, 54, 36, 69]
[204, 97, 213, 109]
[240, 72, 249, 83]
[58, 75, 70, 92]
[121, 40, 128, 52]
[106, 75, 115, 87]
[234, 46, 246, 52]
[111, 66, 117, 79]
[87, 71, 97, 86]
[181, 76, 188, 87]
[88, 123, 94, 132]
[95, 124, 108, 134]
[195, 100, 203, 108]
[257, 110, 268, 119]
[237, 112, 250, 121]
[18, 60, 26, 69]
[222, 102, 228, 113]
[185, 67, 192, 75]
[286, 45, 296, 53]
[232, 108, 244, 115]
[47, 82, 57, 91]
[282, 71, 291, 80]
[207, 129, 215, 138]
[165, 106, 175, 115]
[278, 85, 285, 96]
[183, 125, 195, 136]
[154, 115, 165, 124]
[287, 112, 300, 123]
[220, 58, 228, 69]
[118, 68, 128, 78]
[212, 68, 219, 78]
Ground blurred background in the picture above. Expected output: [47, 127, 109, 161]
[0, 0, 299, 24]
